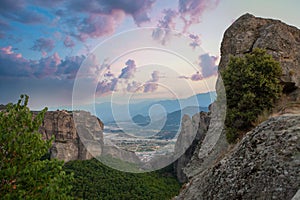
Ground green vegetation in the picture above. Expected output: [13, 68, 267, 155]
[0, 95, 181, 199]
[221, 48, 282, 143]
[98, 155, 141, 173]
[64, 158, 181, 200]
[0, 95, 73, 199]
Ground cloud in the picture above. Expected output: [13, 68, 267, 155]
[104, 71, 114, 77]
[55, 55, 85, 79]
[178, 54, 217, 81]
[127, 81, 142, 92]
[0, 19, 11, 38]
[76, 13, 118, 41]
[33, 53, 61, 78]
[31, 0, 64, 7]
[158, 9, 178, 29]
[199, 53, 218, 78]
[190, 71, 203, 81]
[179, 0, 220, 32]
[0, 0, 45, 24]
[118, 59, 136, 79]
[69, 0, 154, 26]
[178, 75, 190, 79]
[96, 78, 118, 95]
[62, 0, 154, 41]
[152, 9, 178, 45]
[0, 46, 32, 77]
[31, 38, 55, 55]
[0, 46, 84, 79]
[143, 70, 160, 93]
[189, 33, 201, 49]
[63, 36, 75, 48]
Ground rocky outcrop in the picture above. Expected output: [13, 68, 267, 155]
[218, 13, 300, 112]
[175, 14, 300, 199]
[38, 110, 104, 162]
[176, 115, 300, 200]
[174, 112, 209, 183]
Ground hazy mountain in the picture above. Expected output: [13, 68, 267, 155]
[97, 92, 216, 123]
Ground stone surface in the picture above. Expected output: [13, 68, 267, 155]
[38, 110, 104, 162]
[218, 13, 300, 113]
[176, 115, 300, 200]
[174, 112, 209, 183]
[175, 14, 300, 200]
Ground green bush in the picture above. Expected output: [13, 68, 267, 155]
[221, 48, 282, 143]
[0, 95, 73, 199]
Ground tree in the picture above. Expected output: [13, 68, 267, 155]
[0, 95, 73, 199]
[221, 48, 282, 143]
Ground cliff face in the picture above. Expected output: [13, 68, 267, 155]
[38, 110, 104, 162]
[175, 14, 300, 199]
[176, 115, 300, 199]
[174, 112, 209, 183]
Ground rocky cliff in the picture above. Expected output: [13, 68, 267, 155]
[38, 110, 104, 162]
[176, 115, 300, 199]
[175, 14, 300, 199]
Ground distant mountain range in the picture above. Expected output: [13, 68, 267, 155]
[97, 91, 216, 123]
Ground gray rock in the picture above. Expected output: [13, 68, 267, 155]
[218, 13, 300, 113]
[38, 110, 104, 162]
[176, 115, 300, 200]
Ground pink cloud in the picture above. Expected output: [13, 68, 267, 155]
[179, 0, 220, 32]
[0, 46, 83, 79]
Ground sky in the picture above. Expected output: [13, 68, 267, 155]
[1, 0, 300, 109]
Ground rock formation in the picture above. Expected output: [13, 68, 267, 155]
[175, 14, 300, 199]
[38, 110, 141, 165]
[218, 13, 300, 113]
[38, 110, 104, 162]
[176, 115, 300, 199]
[174, 112, 209, 183]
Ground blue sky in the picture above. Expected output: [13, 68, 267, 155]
[1, 0, 300, 109]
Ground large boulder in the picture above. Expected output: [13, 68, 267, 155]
[38, 110, 104, 162]
[218, 13, 300, 107]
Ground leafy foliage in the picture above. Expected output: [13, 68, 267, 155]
[64, 158, 181, 200]
[221, 48, 282, 143]
[0, 95, 73, 199]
